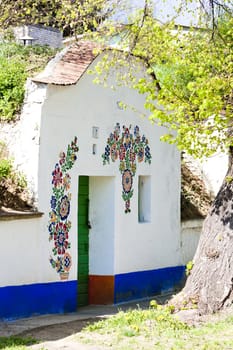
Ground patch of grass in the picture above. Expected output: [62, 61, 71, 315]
[0, 336, 37, 349]
[77, 303, 233, 350]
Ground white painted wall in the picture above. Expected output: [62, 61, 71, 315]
[89, 176, 115, 275]
[0, 52, 181, 288]
[0, 217, 43, 287]
[181, 219, 203, 264]
[114, 138, 181, 274]
[201, 153, 228, 195]
[37, 55, 181, 278]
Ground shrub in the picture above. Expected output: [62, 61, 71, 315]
[0, 42, 57, 121]
[0, 158, 12, 180]
[0, 57, 26, 120]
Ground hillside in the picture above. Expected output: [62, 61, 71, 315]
[0, 42, 57, 122]
[0, 42, 57, 212]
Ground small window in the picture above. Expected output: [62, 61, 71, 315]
[138, 176, 151, 223]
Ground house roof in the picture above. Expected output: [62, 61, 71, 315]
[32, 41, 99, 85]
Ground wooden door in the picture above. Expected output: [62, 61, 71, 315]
[78, 176, 89, 306]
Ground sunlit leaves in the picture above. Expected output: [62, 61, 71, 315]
[96, 4, 233, 159]
[0, 0, 116, 36]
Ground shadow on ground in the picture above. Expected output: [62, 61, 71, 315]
[4, 294, 174, 343]
[18, 318, 102, 342]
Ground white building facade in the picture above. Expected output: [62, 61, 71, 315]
[0, 42, 184, 319]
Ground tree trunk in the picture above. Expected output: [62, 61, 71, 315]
[178, 150, 233, 314]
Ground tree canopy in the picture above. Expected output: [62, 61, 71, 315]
[0, 0, 117, 36]
[93, 0, 233, 159]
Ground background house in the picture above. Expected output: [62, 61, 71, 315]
[13, 25, 62, 48]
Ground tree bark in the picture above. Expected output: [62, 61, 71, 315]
[178, 150, 233, 314]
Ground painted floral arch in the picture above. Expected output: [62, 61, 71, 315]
[48, 137, 79, 280]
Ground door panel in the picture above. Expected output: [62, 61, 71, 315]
[78, 176, 89, 306]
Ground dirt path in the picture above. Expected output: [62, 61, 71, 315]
[20, 318, 106, 350]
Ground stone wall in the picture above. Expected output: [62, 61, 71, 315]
[13, 25, 62, 48]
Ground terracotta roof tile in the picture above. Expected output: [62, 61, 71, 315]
[32, 41, 99, 85]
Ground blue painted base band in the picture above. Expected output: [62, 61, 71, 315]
[0, 280, 77, 321]
[114, 266, 185, 304]
[0, 266, 185, 320]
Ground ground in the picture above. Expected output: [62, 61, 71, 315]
[12, 305, 233, 350]
[21, 319, 104, 350]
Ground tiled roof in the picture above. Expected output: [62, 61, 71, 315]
[32, 41, 99, 85]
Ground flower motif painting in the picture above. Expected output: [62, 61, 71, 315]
[59, 195, 70, 220]
[48, 137, 79, 280]
[102, 123, 151, 213]
[122, 169, 133, 194]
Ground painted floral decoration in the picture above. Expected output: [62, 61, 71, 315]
[49, 137, 79, 279]
[102, 124, 151, 213]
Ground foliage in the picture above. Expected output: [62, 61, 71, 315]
[0, 158, 12, 180]
[0, 43, 56, 121]
[0, 140, 28, 210]
[0, 336, 37, 349]
[93, 2, 233, 160]
[186, 260, 194, 276]
[0, 155, 27, 190]
[78, 305, 233, 349]
[84, 304, 188, 335]
[0, 0, 119, 37]
[0, 57, 26, 121]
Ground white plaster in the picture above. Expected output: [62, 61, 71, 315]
[0, 218, 43, 286]
[0, 53, 182, 288]
[183, 151, 228, 197]
[181, 219, 204, 264]
[201, 153, 228, 195]
[89, 176, 115, 275]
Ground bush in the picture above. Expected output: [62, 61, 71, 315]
[0, 57, 26, 120]
[0, 42, 57, 121]
[0, 158, 12, 180]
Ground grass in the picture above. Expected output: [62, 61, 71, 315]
[1, 304, 233, 350]
[0, 336, 37, 350]
[76, 302, 233, 350]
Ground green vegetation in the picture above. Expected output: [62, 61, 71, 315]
[185, 260, 194, 276]
[0, 141, 28, 209]
[0, 0, 114, 37]
[0, 141, 26, 189]
[0, 43, 57, 121]
[77, 303, 233, 350]
[0, 158, 12, 181]
[0, 336, 37, 349]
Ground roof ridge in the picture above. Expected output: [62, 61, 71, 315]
[32, 40, 100, 86]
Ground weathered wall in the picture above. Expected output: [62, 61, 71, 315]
[183, 152, 228, 197]
[0, 80, 47, 206]
[13, 25, 62, 48]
